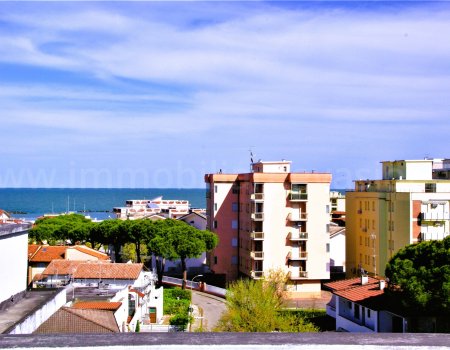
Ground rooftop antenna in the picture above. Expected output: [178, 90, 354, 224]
[249, 148, 255, 172]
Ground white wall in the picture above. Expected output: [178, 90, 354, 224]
[8, 289, 66, 334]
[330, 230, 346, 271]
[0, 227, 29, 303]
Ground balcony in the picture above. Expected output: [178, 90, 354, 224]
[251, 212, 264, 221]
[250, 231, 264, 240]
[251, 251, 264, 260]
[421, 212, 449, 222]
[251, 193, 264, 201]
[288, 271, 308, 279]
[289, 191, 308, 201]
[251, 270, 264, 279]
[287, 212, 308, 221]
[288, 231, 308, 240]
[287, 251, 308, 260]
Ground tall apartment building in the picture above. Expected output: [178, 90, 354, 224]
[346, 159, 450, 277]
[205, 160, 332, 296]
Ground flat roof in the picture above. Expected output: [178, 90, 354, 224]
[0, 332, 449, 348]
[0, 289, 64, 334]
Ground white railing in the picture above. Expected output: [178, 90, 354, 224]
[251, 231, 264, 240]
[251, 212, 264, 221]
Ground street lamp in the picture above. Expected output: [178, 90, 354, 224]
[188, 274, 203, 332]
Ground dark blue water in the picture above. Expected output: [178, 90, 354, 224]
[0, 188, 206, 221]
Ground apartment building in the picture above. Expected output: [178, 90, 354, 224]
[346, 159, 450, 277]
[205, 160, 332, 296]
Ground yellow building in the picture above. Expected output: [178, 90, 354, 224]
[205, 160, 332, 297]
[346, 159, 450, 277]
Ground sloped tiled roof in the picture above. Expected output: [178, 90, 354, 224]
[70, 246, 110, 260]
[73, 301, 122, 311]
[28, 245, 66, 262]
[73, 263, 143, 280]
[324, 277, 380, 292]
[34, 307, 119, 333]
[324, 277, 386, 310]
[29, 244, 110, 262]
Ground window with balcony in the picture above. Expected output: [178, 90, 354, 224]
[425, 183, 436, 193]
[291, 184, 307, 200]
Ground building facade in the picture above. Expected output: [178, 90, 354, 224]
[205, 160, 332, 296]
[346, 159, 450, 277]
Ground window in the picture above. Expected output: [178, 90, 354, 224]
[326, 224, 330, 232]
[214, 256, 218, 264]
[213, 220, 218, 229]
[232, 220, 238, 229]
[232, 184, 240, 194]
[232, 202, 238, 212]
[231, 238, 238, 247]
[367, 309, 371, 318]
[425, 183, 436, 193]
[359, 236, 362, 245]
[354, 304, 360, 320]
[231, 255, 238, 265]
[372, 220, 375, 229]
[372, 201, 375, 211]
[214, 203, 218, 211]
[326, 243, 330, 253]
[326, 205, 330, 214]
[214, 185, 218, 193]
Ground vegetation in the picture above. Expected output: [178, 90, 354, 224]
[30, 215, 218, 286]
[164, 287, 192, 331]
[215, 272, 319, 332]
[385, 236, 450, 315]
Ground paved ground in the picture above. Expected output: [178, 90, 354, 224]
[191, 291, 226, 331]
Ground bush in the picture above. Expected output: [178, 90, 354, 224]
[167, 288, 191, 301]
[169, 313, 191, 330]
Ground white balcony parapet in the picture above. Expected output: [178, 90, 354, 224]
[288, 271, 308, 279]
[251, 212, 264, 221]
[422, 212, 450, 221]
[289, 191, 308, 201]
[287, 212, 308, 221]
[251, 270, 264, 279]
[251, 251, 264, 260]
[287, 251, 308, 260]
[288, 231, 308, 240]
[251, 193, 265, 201]
[251, 231, 264, 240]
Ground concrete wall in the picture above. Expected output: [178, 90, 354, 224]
[0, 226, 29, 303]
[8, 289, 66, 334]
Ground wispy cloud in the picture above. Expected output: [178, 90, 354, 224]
[1, 1, 449, 187]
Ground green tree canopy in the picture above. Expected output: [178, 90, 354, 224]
[29, 214, 91, 244]
[385, 236, 450, 315]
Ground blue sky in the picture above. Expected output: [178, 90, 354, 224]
[1, 1, 449, 188]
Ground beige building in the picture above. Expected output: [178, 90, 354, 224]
[346, 159, 450, 277]
[205, 160, 332, 297]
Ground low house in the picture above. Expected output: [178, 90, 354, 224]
[324, 276, 406, 333]
[34, 307, 120, 333]
[40, 260, 163, 331]
[28, 244, 110, 286]
[0, 210, 11, 223]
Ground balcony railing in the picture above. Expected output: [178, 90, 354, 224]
[251, 193, 265, 201]
[289, 192, 308, 201]
[251, 271, 264, 279]
[251, 251, 264, 260]
[287, 212, 308, 221]
[288, 231, 308, 240]
[422, 212, 450, 221]
[287, 251, 308, 260]
[288, 271, 308, 279]
[251, 212, 264, 221]
[251, 231, 264, 240]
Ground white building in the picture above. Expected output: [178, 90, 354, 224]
[0, 223, 31, 304]
[205, 160, 332, 297]
[113, 197, 190, 220]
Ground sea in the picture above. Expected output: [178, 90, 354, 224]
[0, 188, 206, 222]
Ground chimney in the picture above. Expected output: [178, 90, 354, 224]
[361, 275, 368, 285]
[379, 280, 386, 290]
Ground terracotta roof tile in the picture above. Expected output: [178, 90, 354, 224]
[28, 245, 66, 262]
[73, 301, 122, 311]
[34, 307, 119, 333]
[324, 277, 379, 292]
[42, 260, 86, 275]
[71, 246, 110, 260]
[73, 263, 143, 280]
